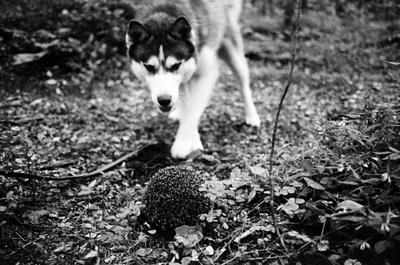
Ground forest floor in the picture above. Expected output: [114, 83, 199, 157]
[1, 1, 400, 265]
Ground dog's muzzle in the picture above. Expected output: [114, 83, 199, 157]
[157, 95, 173, 112]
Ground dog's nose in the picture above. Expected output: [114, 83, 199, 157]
[157, 95, 172, 107]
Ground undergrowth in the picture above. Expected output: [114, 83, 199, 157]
[0, 1, 399, 264]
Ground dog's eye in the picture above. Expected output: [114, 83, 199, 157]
[169, 62, 181, 72]
[143, 64, 157, 74]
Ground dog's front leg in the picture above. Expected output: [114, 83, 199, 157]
[171, 47, 219, 159]
[168, 107, 181, 121]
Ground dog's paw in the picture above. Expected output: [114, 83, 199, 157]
[168, 108, 180, 121]
[246, 112, 261, 127]
[171, 133, 204, 159]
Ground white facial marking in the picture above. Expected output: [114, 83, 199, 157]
[148, 58, 196, 110]
[159, 45, 165, 63]
[130, 60, 147, 81]
[146, 73, 181, 107]
[179, 58, 196, 82]
[129, 45, 197, 112]
[125, 34, 132, 48]
[145, 56, 160, 69]
[165, 56, 179, 69]
[190, 29, 196, 46]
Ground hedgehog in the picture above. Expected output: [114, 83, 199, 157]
[143, 166, 212, 237]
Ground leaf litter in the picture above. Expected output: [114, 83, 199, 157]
[1, 1, 400, 265]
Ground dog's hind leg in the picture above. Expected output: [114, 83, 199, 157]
[171, 47, 219, 159]
[219, 16, 260, 127]
[220, 40, 261, 127]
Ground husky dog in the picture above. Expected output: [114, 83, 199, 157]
[126, 0, 260, 159]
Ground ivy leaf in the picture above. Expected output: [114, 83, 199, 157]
[13, 51, 48, 65]
[230, 167, 242, 179]
[175, 226, 203, 248]
[317, 240, 329, 251]
[182, 257, 192, 265]
[204, 246, 214, 256]
[249, 166, 267, 177]
[83, 250, 98, 260]
[335, 200, 365, 214]
[23, 209, 48, 224]
[247, 189, 257, 203]
[287, 230, 312, 242]
[303, 177, 325, 190]
[136, 248, 153, 257]
[374, 240, 391, 254]
[234, 225, 272, 243]
[278, 198, 300, 215]
[344, 259, 362, 265]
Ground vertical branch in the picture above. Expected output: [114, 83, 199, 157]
[268, 0, 302, 248]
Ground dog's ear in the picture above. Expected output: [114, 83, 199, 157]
[170, 16, 192, 40]
[126, 20, 150, 45]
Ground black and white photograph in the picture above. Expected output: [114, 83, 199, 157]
[0, 0, 399, 264]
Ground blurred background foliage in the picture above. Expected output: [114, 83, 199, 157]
[1, 0, 399, 96]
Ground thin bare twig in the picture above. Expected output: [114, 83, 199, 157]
[0, 145, 145, 181]
[268, 0, 302, 250]
[0, 101, 22, 109]
[0, 115, 46, 125]
[38, 159, 75, 170]
[0, 171, 63, 181]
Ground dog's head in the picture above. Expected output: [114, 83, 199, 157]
[126, 16, 196, 113]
